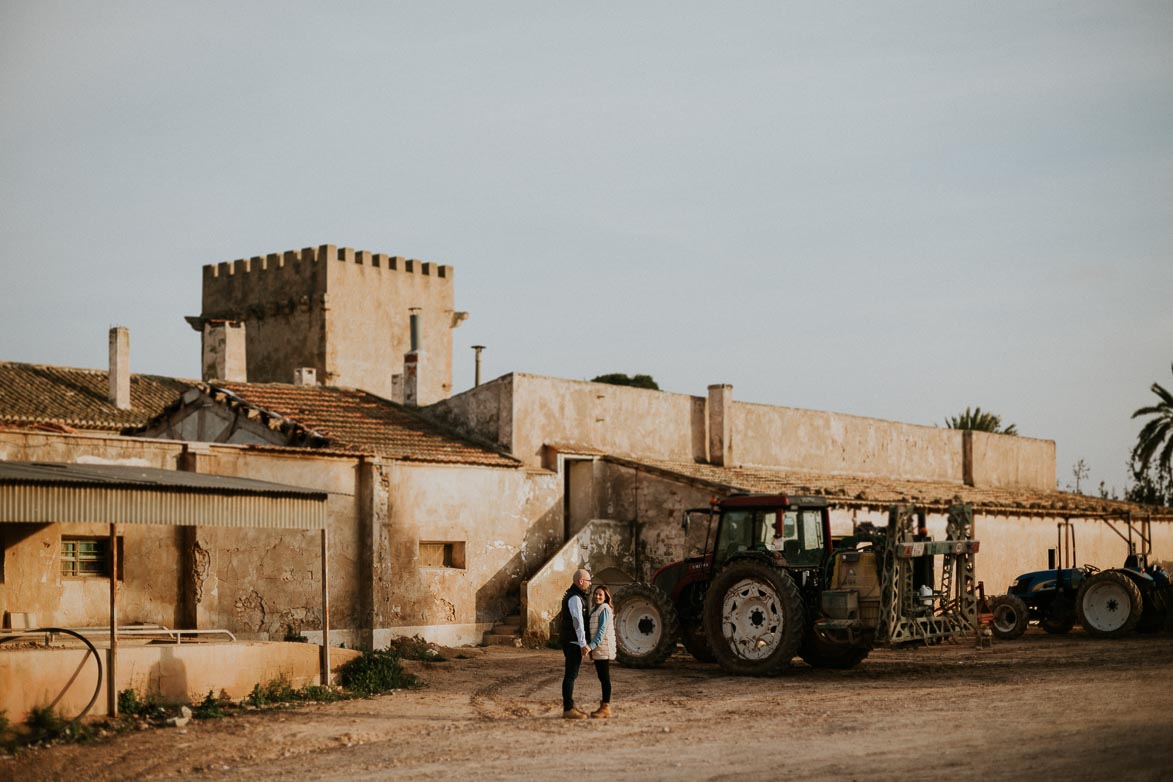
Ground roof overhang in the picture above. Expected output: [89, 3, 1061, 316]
[0, 462, 327, 530]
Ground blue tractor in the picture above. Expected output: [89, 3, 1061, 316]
[989, 519, 1170, 640]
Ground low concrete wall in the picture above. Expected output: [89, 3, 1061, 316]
[0, 641, 361, 723]
[967, 430, 1056, 492]
[523, 519, 636, 640]
[509, 374, 706, 469]
[731, 401, 966, 484]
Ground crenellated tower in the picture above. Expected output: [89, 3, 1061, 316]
[187, 244, 465, 404]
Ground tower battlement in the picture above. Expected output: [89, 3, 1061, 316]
[195, 243, 461, 404]
[204, 244, 451, 282]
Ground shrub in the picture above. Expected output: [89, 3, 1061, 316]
[338, 649, 420, 696]
[192, 691, 229, 720]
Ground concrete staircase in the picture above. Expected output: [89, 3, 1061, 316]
[482, 612, 524, 646]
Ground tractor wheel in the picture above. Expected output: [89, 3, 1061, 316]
[613, 583, 678, 668]
[1137, 582, 1168, 634]
[679, 617, 716, 663]
[1040, 595, 1076, 635]
[1076, 570, 1143, 638]
[798, 628, 871, 669]
[1040, 612, 1076, 635]
[988, 595, 1029, 640]
[702, 559, 804, 676]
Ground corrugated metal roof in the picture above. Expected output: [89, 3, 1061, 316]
[0, 462, 327, 529]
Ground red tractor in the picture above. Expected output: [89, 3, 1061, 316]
[613, 494, 980, 675]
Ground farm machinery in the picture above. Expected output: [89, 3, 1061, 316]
[612, 494, 981, 675]
[989, 516, 1171, 640]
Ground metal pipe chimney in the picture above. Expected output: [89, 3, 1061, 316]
[408, 308, 421, 352]
[472, 345, 485, 387]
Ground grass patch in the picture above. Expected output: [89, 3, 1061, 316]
[338, 648, 421, 696]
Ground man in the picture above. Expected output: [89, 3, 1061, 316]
[559, 568, 592, 719]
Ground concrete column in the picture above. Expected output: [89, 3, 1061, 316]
[708, 384, 733, 467]
[108, 327, 131, 410]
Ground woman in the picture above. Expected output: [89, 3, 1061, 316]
[586, 584, 617, 718]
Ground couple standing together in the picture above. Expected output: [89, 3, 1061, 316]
[559, 568, 615, 719]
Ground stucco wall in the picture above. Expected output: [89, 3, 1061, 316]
[731, 401, 967, 483]
[0, 641, 361, 722]
[425, 374, 513, 451]
[968, 430, 1056, 492]
[374, 462, 561, 647]
[509, 374, 706, 468]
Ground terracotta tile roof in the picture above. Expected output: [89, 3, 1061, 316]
[205, 382, 520, 468]
[0, 361, 193, 432]
[608, 456, 1173, 520]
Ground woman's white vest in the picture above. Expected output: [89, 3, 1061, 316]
[589, 603, 617, 661]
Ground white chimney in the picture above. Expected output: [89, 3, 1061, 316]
[109, 326, 131, 410]
[201, 320, 247, 382]
[294, 367, 317, 386]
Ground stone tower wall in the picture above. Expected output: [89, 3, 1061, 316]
[199, 245, 456, 402]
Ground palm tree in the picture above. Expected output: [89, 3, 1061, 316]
[945, 406, 1018, 435]
[1131, 363, 1173, 480]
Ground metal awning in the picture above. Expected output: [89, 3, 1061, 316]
[0, 461, 327, 529]
[0, 460, 334, 707]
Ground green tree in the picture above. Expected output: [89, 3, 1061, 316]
[591, 373, 660, 390]
[1130, 362, 1173, 483]
[944, 406, 1018, 435]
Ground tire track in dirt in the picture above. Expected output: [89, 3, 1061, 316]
[469, 668, 561, 719]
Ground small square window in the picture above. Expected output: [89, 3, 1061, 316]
[418, 541, 466, 569]
[61, 536, 123, 579]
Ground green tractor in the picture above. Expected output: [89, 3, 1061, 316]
[613, 495, 980, 675]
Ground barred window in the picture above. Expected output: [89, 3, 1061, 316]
[61, 537, 123, 578]
[418, 541, 466, 569]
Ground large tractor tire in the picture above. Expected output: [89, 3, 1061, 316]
[1137, 582, 1168, 634]
[613, 583, 678, 668]
[798, 628, 870, 669]
[702, 559, 805, 676]
[679, 617, 716, 663]
[1076, 570, 1143, 638]
[1039, 596, 1076, 635]
[988, 594, 1030, 640]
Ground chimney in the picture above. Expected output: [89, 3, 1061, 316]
[201, 320, 247, 382]
[708, 384, 733, 467]
[403, 308, 424, 406]
[293, 367, 317, 386]
[472, 345, 485, 387]
[109, 326, 131, 410]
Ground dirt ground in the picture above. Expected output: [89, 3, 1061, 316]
[5, 630, 1173, 782]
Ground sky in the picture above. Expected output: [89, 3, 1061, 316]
[1, 2, 1171, 495]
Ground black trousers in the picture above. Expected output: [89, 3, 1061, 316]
[561, 643, 582, 711]
[594, 659, 611, 703]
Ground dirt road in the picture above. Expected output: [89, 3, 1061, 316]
[7, 631, 1173, 782]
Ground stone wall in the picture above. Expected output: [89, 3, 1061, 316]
[198, 245, 458, 403]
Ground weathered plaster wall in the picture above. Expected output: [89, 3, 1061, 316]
[374, 462, 561, 647]
[509, 374, 706, 468]
[967, 430, 1056, 492]
[426, 374, 513, 451]
[731, 401, 967, 483]
[0, 642, 362, 722]
[523, 519, 637, 640]
[596, 462, 716, 582]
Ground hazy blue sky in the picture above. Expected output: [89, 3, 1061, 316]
[2, 2, 1170, 494]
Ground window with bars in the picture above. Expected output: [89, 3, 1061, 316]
[60, 537, 123, 578]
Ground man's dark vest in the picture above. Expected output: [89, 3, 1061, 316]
[559, 584, 589, 645]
